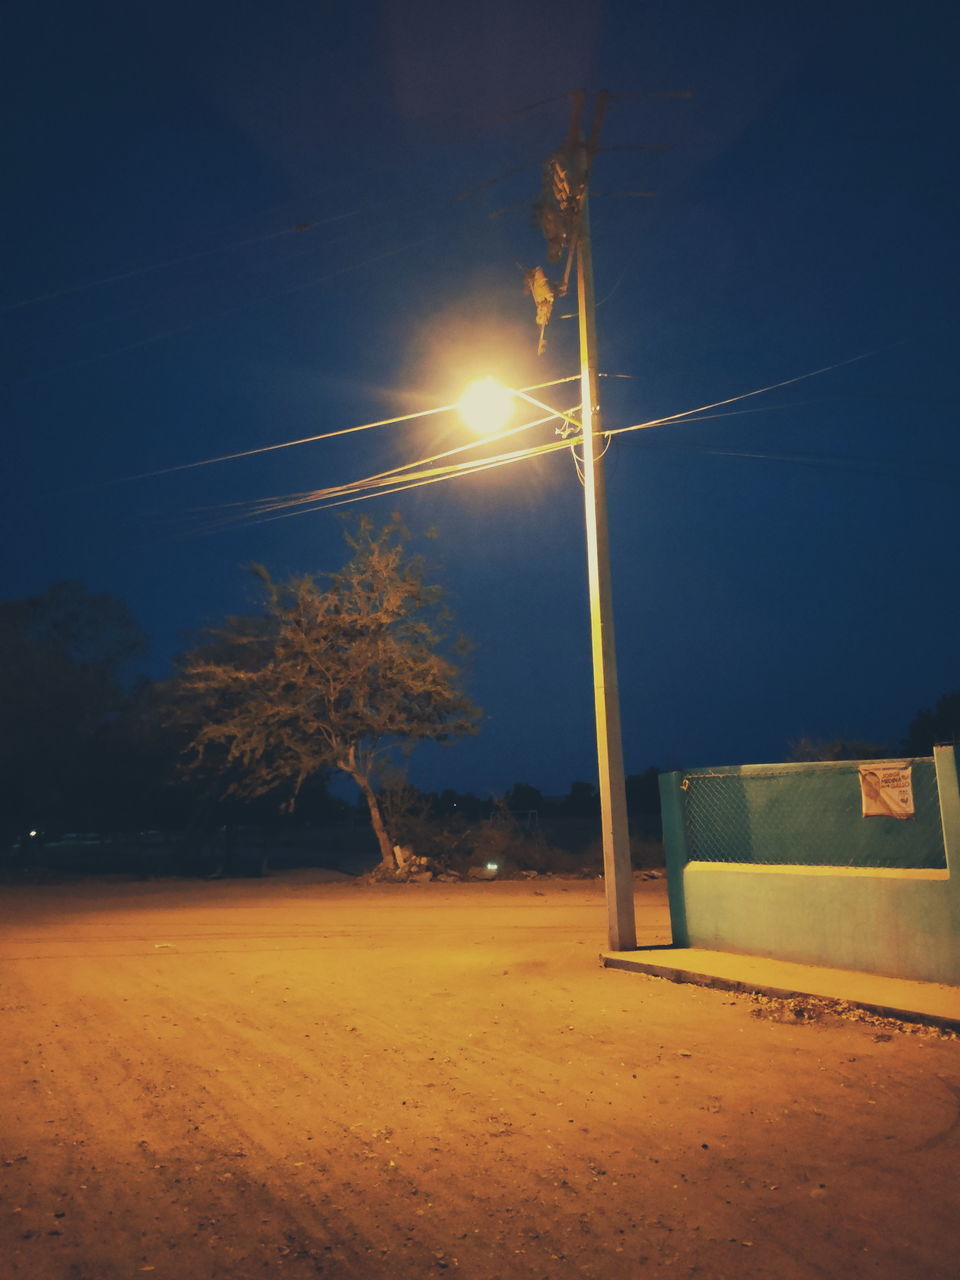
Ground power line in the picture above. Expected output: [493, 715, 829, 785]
[17, 231, 440, 384]
[1, 212, 362, 314]
[94, 375, 582, 488]
[636, 442, 960, 483]
[605, 346, 900, 437]
[192, 348, 904, 531]
[15, 149, 553, 381]
[241, 408, 576, 518]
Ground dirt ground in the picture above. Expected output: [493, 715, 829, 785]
[1, 873, 958, 1279]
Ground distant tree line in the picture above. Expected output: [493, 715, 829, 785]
[369, 771, 663, 830]
[787, 693, 960, 763]
[0, 522, 663, 873]
[0, 522, 479, 867]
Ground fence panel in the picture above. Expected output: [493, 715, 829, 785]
[681, 758, 946, 870]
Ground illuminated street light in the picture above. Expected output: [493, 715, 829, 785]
[460, 378, 583, 437]
[457, 377, 515, 435]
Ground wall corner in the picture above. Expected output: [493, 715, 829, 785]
[933, 745, 960, 884]
[659, 771, 690, 947]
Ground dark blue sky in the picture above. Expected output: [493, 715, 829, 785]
[4, 1, 958, 797]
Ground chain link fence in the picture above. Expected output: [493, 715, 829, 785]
[680, 758, 946, 870]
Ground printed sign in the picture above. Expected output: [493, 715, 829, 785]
[859, 762, 914, 819]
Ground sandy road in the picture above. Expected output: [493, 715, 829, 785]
[1, 872, 959, 1279]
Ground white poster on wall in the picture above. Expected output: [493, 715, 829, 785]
[859, 762, 914, 819]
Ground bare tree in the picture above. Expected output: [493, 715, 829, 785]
[170, 519, 480, 870]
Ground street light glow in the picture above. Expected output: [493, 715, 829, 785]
[457, 377, 515, 435]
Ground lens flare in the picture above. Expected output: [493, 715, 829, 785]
[457, 377, 515, 435]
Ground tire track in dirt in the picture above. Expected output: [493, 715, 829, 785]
[3, 879, 960, 1279]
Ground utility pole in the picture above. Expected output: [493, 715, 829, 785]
[526, 88, 681, 947]
[572, 97, 637, 951]
[525, 90, 637, 950]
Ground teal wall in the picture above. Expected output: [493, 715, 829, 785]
[674, 758, 945, 869]
[682, 864, 958, 984]
[659, 746, 960, 985]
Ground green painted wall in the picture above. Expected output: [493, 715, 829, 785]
[682, 864, 959, 984]
[659, 746, 960, 986]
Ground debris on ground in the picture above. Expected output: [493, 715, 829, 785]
[748, 992, 958, 1039]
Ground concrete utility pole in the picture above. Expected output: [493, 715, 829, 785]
[572, 95, 637, 951]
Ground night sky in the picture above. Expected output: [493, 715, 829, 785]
[4, 1, 959, 798]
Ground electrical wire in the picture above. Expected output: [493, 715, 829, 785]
[637, 442, 960, 483]
[191, 405, 580, 534]
[228, 437, 579, 528]
[244, 408, 577, 515]
[5, 128, 531, 318]
[603, 348, 891, 439]
[13, 143, 547, 382]
[193, 347, 901, 529]
[20, 230, 441, 385]
[558, 268, 627, 319]
[1, 212, 361, 314]
[105, 374, 581, 487]
[12, 133, 561, 375]
[65, 228, 347, 342]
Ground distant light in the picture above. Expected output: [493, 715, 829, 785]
[458, 378, 514, 435]
[28, 830, 37, 838]
[485, 862, 499, 872]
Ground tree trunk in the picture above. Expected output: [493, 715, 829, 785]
[355, 773, 396, 870]
[281, 770, 308, 817]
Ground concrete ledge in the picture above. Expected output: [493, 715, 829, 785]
[684, 862, 949, 880]
[600, 946, 960, 1033]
